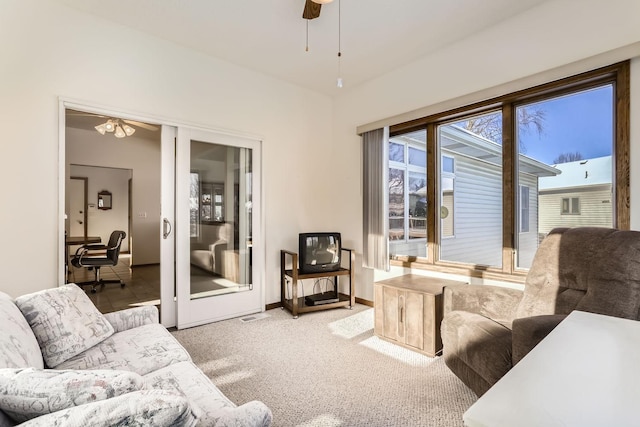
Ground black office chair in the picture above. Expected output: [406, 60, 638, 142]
[71, 230, 126, 293]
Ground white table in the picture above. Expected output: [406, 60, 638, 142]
[463, 310, 640, 427]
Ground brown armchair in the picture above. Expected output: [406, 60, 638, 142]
[441, 227, 640, 397]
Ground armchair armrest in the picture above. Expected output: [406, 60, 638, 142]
[102, 305, 159, 333]
[443, 284, 523, 325]
[512, 314, 566, 365]
[214, 401, 273, 427]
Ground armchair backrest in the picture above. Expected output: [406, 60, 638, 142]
[516, 227, 640, 320]
[106, 231, 126, 264]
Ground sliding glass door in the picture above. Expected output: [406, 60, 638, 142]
[175, 127, 262, 329]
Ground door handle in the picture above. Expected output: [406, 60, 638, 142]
[163, 218, 172, 239]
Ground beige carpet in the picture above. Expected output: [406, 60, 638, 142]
[172, 304, 476, 427]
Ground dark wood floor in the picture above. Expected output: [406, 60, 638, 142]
[68, 254, 160, 314]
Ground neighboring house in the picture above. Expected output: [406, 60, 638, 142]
[390, 125, 559, 267]
[538, 156, 613, 236]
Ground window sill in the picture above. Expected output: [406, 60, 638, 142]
[390, 258, 527, 284]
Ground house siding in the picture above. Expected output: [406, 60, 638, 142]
[539, 185, 613, 234]
[440, 154, 503, 267]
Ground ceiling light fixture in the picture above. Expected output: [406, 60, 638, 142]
[95, 118, 136, 138]
[311, 0, 333, 4]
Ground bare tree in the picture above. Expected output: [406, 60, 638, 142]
[553, 151, 584, 164]
[456, 106, 546, 153]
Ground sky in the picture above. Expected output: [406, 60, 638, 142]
[518, 85, 613, 165]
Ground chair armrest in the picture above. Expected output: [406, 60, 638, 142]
[443, 284, 523, 325]
[17, 390, 198, 427]
[102, 305, 159, 333]
[511, 314, 566, 365]
[82, 243, 107, 250]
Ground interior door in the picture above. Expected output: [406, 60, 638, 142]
[175, 127, 262, 329]
[160, 125, 177, 327]
[68, 177, 87, 237]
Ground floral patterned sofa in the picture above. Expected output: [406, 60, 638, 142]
[0, 284, 272, 426]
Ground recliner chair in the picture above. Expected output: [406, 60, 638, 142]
[70, 230, 127, 293]
[441, 227, 640, 397]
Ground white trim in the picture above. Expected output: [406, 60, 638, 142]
[58, 100, 67, 286]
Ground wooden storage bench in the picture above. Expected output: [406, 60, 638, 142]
[374, 274, 466, 357]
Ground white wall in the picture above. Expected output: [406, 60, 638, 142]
[0, 0, 333, 299]
[1, 0, 640, 306]
[69, 165, 131, 253]
[332, 0, 640, 302]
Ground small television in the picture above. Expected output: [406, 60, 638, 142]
[298, 232, 342, 274]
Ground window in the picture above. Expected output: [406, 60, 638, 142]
[520, 186, 530, 233]
[388, 130, 427, 258]
[561, 197, 580, 215]
[438, 112, 502, 267]
[515, 86, 613, 268]
[384, 61, 629, 279]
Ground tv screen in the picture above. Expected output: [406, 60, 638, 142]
[298, 232, 341, 274]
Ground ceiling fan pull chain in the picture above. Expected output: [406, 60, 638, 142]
[336, 0, 343, 88]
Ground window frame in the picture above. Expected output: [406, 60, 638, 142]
[387, 61, 630, 283]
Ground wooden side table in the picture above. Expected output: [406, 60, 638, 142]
[280, 248, 355, 318]
[374, 274, 466, 357]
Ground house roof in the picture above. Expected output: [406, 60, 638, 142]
[539, 156, 612, 190]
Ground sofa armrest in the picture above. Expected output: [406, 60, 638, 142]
[102, 305, 159, 333]
[17, 390, 198, 427]
[214, 401, 272, 427]
[511, 314, 566, 365]
[443, 284, 523, 325]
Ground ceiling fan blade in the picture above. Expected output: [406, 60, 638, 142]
[303, 0, 321, 20]
[123, 120, 159, 131]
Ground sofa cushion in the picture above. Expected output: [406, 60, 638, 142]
[15, 284, 114, 368]
[0, 367, 145, 423]
[102, 305, 159, 333]
[17, 390, 199, 427]
[144, 361, 272, 427]
[0, 293, 44, 370]
[54, 323, 191, 376]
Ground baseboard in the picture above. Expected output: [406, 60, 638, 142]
[356, 297, 373, 307]
[265, 302, 282, 311]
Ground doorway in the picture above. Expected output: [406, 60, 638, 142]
[60, 101, 264, 328]
[64, 107, 162, 315]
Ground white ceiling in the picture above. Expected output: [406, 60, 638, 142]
[55, 0, 549, 96]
